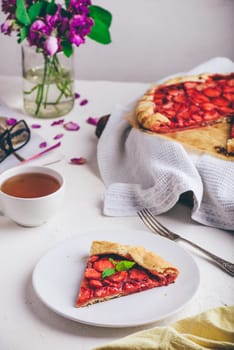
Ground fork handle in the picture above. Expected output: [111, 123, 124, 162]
[180, 236, 234, 277]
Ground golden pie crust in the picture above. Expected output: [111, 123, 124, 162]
[133, 73, 234, 161]
[90, 240, 179, 277]
[76, 240, 179, 307]
[136, 73, 210, 128]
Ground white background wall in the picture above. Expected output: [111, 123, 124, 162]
[0, 0, 233, 82]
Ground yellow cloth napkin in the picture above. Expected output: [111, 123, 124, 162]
[93, 305, 234, 350]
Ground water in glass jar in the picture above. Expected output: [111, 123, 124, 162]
[23, 67, 74, 118]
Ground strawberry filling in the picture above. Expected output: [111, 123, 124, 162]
[149, 73, 234, 133]
[76, 254, 177, 307]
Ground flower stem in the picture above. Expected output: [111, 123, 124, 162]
[44, 57, 53, 108]
[24, 51, 74, 117]
[35, 54, 49, 116]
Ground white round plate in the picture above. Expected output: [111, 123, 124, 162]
[32, 229, 200, 327]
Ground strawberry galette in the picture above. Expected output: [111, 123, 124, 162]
[136, 73, 234, 155]
[76, 240, 179, 307]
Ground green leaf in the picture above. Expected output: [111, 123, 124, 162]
[46, 2, 57, 15]
[89, 6, 112, 28]
[65, 0, 70, 8]
[61, 41, 73, 57]
[18, 26, 28, 43]
[102, 268, 116, 279]
[88, 19, 111, 45]
[16, 0, 31, 26]
[116, 261, 135, 272]
[28, 2, 44, 22]
[109, 258, 117, 266]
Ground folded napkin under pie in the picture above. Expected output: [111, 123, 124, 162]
[97, 57, 234, 231]
[93, 305, 234, 350]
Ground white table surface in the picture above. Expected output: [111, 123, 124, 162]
[0, 76, 233, 350]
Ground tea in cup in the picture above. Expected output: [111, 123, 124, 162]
[0, 165, 65, 226]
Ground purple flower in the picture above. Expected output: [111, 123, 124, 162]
[6, 118, 17, 126]
[28, 20, 50, 48]
[69, 31, 85, 46]
[71, 14, 87, 27]
[31, 123, 41, 129]
[44, 36, 59, 56]
[74, 92, 80, 99]
[68, 0, 91, 15]
[51, 119, 64, 126]
[70, 157, 87, 165]
[39, 141, 47, 148]
[63, 121, 80, 131]
[46, 5, 61, 29]
[59, 16, 69, 35]
[80, 98, 88, 106]
[53, 133, 64, 140]
[30, 19, 47, 33]
[1, 20, 14, 35]
[1, 0, 16, 16]
[87, 117, 98, 126]
[68, 14, 93, 47]
[0, 0, 111, 59]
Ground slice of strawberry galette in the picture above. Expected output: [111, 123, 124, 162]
[136, 72, 234, 134]
[76, 240, 179, 307]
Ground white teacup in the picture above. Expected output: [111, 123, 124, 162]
[0, 165, 65, 227]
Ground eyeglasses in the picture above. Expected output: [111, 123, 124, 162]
[0, 120, 31, 163]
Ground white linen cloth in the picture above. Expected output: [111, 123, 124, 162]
[0, 104, 63, 173]
[97, 57, 234, 231]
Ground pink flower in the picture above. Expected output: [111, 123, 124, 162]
[6, 118, 17, 125]
[39, 141, 47, 148]
[51, 119, 64, 126]
[80, 99, 88, 106]
[63, 121, 80, 131]
[74, 92, 80, 99]
[70, 157, 87, 165]
[54, 133, 64, 140]
[31, 124, 41, 129]
[1, 19, 13, 35]
[44, 36, 59, 56]
[87, 117, 98, 126]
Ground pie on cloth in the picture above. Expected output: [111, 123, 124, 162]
[135, 72, 234, 160]
[136, 73, 234, 133]
[97, 57, 234, 230]
[76, 240, 179, 307]
[92, 305, 234, 350]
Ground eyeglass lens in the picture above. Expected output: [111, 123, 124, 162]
[0, 120, 31, 162]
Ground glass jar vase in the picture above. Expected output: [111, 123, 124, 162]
[22, 44, 74, 118]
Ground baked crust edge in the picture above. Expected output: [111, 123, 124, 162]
[90, 240, 179, 277]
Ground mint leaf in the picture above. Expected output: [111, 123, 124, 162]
[102, 268, 116, 279]
[88, 19, 111, 45]
[116, 260, 135, 272]
[102, 259, 135, 278]
[89, 6, 112, 28]
[109, 258, 117, 266]
[28, 2, 44, 22]
[16, 0, 31, 26]
[61, 40, 73, 57]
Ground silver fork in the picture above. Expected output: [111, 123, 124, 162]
[137, 208, 234, 277]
